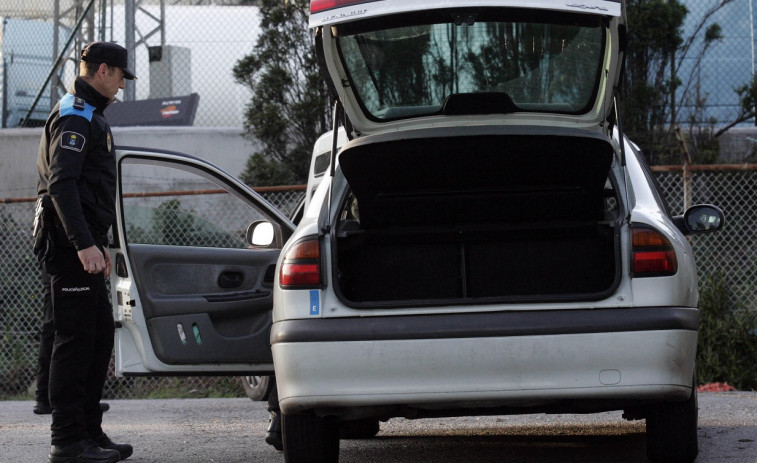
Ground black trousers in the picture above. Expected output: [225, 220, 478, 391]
[267, 376, 279, 414]
[44, 246, 114, 447]
[35, 269, 54, 405]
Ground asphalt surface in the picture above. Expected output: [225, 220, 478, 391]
[1, 392, 755, 463]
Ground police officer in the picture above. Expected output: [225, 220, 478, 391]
[36, 41, 135, 463]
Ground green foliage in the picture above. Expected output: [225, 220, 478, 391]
[622, 0, 688, 164]
[124, 200, 244, 248]
[0, 328, 37, 398]
[697, 272, 757, 391]
[233, 0, 331, 186]
[0, 209, 44, 398]
[622, 0, 741, 165]
[734, 74, 757, 125]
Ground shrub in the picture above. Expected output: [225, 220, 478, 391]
[696, 272, 757, 391]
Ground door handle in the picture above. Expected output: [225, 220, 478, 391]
[218, 271, 244, 289]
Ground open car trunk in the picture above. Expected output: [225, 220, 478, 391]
[334, 131, 622, 305]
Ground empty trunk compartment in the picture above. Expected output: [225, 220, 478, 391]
[335, 132, 621, 304]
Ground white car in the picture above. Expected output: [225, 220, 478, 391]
[272, 1, 722, 463]
[109, 1, 723, 463]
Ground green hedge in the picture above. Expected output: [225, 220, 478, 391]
[697, 272, 757, 391]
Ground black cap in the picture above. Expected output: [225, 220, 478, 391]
[81, 42, 137, 80]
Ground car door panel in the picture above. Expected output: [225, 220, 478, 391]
[128, 244, 278, 318]
[127, 243, 277, 365]
[111, 147, 294, 375]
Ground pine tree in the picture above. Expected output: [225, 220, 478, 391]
[233, 0, 331, 186]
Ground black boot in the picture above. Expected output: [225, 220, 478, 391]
[34, 401, 52, 415]
[94, 433, 133, 460]
[49, 439, 120, 463]
[265, 411, 283, 451]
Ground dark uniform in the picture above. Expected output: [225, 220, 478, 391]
[36, 41, 135, 463]
[37, 76, 117, 447]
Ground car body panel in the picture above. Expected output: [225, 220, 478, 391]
[309, 0, 624, 28]
[273, 328, 697, 416]
[306, 128, 348, 212]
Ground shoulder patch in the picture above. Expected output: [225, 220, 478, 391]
[60, 94, 94, 121]
[60, 131, 86, 152]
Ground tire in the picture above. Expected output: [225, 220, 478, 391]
[240, 375, 273, 401]
[646, 383, 699, 463]
[282, 412, 339, 463]
[339, 419, 380, 439]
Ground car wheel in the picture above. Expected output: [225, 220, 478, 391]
[282, 411, 339, 463]
[240, 375, 273, 401]
[646, 379, 699, 463]
[339, 419, 380, 439]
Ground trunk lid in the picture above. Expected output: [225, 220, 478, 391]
[311, 0, 626, 136]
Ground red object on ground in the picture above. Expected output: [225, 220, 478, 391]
[697, 382, 737, 392]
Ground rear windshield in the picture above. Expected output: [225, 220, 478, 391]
[335, 9, 605, 121]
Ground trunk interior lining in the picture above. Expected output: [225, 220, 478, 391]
[335, 133, 619, 304]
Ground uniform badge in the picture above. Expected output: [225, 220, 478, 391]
[60, 131, 86, 152]
[107, 133, 112, 152]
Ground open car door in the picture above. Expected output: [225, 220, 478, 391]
[110, 147, 295, 376]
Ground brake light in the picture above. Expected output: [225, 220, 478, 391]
[280, 238, 321, 287]
[631, 227, 677, 277]
[311, 0, 374, 14]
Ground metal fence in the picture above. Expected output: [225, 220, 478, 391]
[1, 166, 756, 399]
[1, 0, 757, 129]
[0, 188, 303, 399]
[1, 0, 263, 129]
[653, 165, 757, 305]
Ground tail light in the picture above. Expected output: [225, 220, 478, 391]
[631, 227, 678, 277]
[280, 238, 321, 287]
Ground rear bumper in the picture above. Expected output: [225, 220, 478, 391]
[272, 307, 698, 416]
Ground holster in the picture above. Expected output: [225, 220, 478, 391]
[32, 195, 57, 264]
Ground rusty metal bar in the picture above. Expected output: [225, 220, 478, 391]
[1, 185, 307, 204]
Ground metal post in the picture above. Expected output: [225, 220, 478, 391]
[85, 0, 95, 42]
[124, 0, 136, 101]
[21, 0, 96, 127]
[675, 126, 692, 211]
[100, 0, 107, 41]
[52, 0, 60, 107]
[161, 0, 166, 47]
[752, 0, 756, 126]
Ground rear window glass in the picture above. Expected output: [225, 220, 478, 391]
[336, 9, 605, 121]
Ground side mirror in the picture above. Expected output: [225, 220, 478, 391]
[246, 221, 276, 247]
[673, 204, 724, 235]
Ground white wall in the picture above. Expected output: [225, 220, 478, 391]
[0, 126, 257, 199]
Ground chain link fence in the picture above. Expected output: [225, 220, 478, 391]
[1, 167, 756, 399]
[0, 188, 303, 399]
[1, 0, 262, 129]
[654, 166, 757, 306]
[1, 0, 757, 130]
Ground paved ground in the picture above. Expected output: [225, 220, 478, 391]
[1, 392, 755, 463]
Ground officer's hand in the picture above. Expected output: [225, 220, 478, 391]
[78, 245, 106, 274]
[103, 249, 112, 277]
